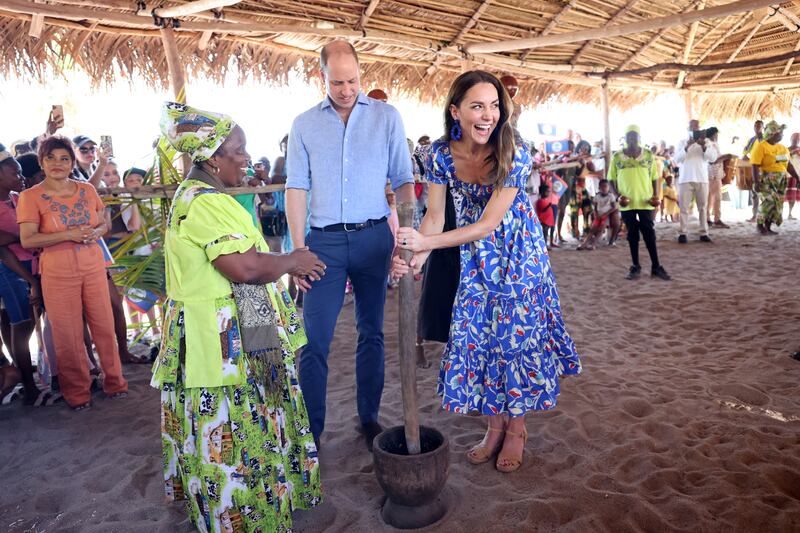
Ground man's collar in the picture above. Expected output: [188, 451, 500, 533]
[320, 92, 369, 110]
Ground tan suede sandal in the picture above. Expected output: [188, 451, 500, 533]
[466, 426, 505, 465]
[496, 427, 528, 473]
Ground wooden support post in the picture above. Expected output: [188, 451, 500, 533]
[160, 25, 187, 103]
[160, 25, 190, 174]
[684, 91, 694, 120]
[198, 30, 213, 51]
[600, 81, 611, 173]
[397, 202, 421, 456]
[28, 13, 44, 37]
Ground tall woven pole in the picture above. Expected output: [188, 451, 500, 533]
[397, 202, 421, 455]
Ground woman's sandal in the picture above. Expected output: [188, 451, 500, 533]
[496, 428, 528, 473]
[107, 391, 128, 399]
[466, 426, 505, 465]
[71, 401, 92, 412]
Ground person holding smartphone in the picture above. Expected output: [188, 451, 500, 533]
[675, 119, 719, 244]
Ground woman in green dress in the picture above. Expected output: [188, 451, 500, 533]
[152, 103, 326, 532]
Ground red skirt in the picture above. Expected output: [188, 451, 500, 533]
[787, 177, 798, 202]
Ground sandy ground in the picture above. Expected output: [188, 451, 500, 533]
[2, 208, 800, 533]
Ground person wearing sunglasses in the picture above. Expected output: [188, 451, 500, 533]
[71, 135, 109, 188]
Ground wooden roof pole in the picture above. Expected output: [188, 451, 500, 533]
[152, 0, 241, 19]
[676, 0, 706, 88]
[600, 81, 611, 172]
[519, 0, 579, 62]
[684, 91, 694, 120]
[682, 14, 751, 83]
[773, 5, 800, 76]
[160, 23, 190, 172]
[782, 35, 800, 76]
[425, 0, 493, 77]
[613, 0, 700, 71]
[464, 0, 779, 54]
[570, 0, 640, 65]
[691, 14, 750, 64]
[601, 46, 800, 77]
[707, 11, 771, 83]
[773, 5, 800, 32]
[356, 0, 381, 30]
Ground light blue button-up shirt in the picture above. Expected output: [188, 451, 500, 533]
[285, 92, 414, 228]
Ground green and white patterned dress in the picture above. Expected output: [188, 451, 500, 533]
[151, 173, 321, 533]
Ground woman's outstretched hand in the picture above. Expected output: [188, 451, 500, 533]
[288, 247, 326, 281]
[396, 227, 428, 253]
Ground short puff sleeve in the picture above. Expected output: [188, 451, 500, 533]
[181, 193, 259, 262]
[503, 143, 533, 189]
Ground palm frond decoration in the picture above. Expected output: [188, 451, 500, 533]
[108, 137, 183, 299]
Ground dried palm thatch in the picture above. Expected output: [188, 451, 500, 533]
[1, 0, 800, 120]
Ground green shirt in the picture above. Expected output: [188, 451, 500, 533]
[152, 178, 305, 389]
[233, 193, 262, 231]
[608, 149, 659, 211]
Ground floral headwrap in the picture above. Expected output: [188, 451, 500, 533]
[763, 120, 786, 139]
[159, 102, 236, 162]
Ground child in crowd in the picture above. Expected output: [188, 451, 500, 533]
[535, 183, 557, 249]
[578, 178, 618, 250]
[120, 168, 160, 341]
[661, 174, 679, 222]
[569, 177, 593, 239]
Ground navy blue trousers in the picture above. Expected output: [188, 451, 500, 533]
[298, 221, 393, 439]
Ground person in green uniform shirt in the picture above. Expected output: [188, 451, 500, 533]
[608, 125, 671, 281]
[153, 102, 327, 532]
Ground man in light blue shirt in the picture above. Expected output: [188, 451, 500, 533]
[286, 40, 414, 451]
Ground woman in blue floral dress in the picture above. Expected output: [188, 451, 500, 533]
[393, 71, 581, 473]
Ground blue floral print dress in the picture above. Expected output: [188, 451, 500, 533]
[426, 139, 581, 417]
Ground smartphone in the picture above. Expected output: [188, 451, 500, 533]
[100, 135, 114, 157]
[50, 105, 64, 128]
[692, 130, 705, 141]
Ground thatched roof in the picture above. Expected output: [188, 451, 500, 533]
[2, 0, 800, 119]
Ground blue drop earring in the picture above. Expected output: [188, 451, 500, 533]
[450, 119, 462, 141]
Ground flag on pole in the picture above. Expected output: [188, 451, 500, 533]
[537, 123, 557, 136]
[545, 139, 572, 155]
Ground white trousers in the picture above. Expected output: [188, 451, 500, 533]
[678, 182, 709, 237]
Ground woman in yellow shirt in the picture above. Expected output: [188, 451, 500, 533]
[751, 121, 800, 234]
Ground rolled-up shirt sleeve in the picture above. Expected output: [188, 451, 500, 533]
[285, 118, 311, 191]
[387, 109, 414, 191]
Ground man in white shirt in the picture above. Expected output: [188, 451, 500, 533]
[675, 119, 719, 243]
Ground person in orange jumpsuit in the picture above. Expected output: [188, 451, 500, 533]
[17, 135, 127, 410]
